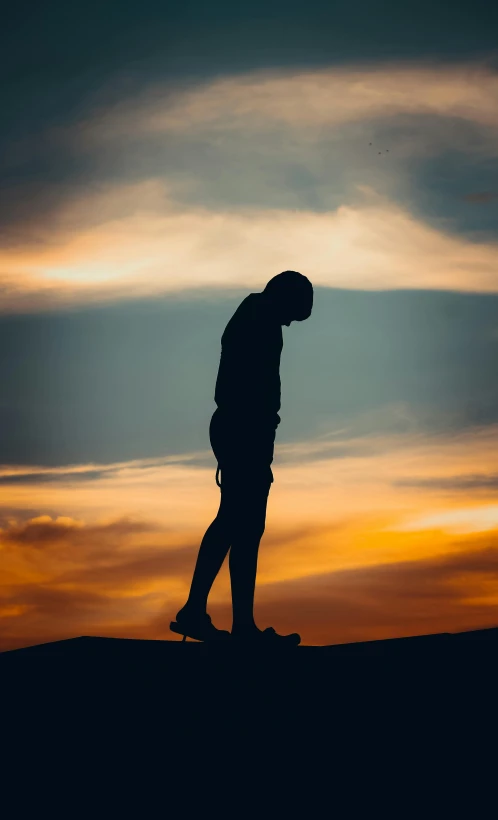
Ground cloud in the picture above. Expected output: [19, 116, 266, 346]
[2, 185, 498, 314]
[0, 511, 340, 650]
[2, 420, 498, 650]
[205, 534, 498, 645]
[2, 421, 498, 542]
[463, 191, 498, 204]
[4, 8, 498, 654]
[0, 514, 155, 548]
[395, 473, 498, 490]
[75, 64, 498, 142]
[2, 63, 498, 311]
[3, 446, 498, 651]
[3, 286, 498, 466]
[0, 469, 109, 485]
[0, 452, 213, 484]
[392, 504, 498, 535]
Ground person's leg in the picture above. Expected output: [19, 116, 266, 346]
[179, 496, 232, 617]
[228, 473, 272, 634]
[227, 470, 301, 645]
[179, 414, 275, 627]
[177, 410, 234, 619]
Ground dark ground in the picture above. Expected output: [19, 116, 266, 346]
[3, 628, 496, 813]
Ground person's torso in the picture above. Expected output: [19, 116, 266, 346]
[214, 293, 283, 422]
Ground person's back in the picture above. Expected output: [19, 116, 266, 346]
[214, 292, 283, 423]
[212, 291, 284, 482]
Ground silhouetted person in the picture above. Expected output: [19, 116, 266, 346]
[170, 271, 313, 645]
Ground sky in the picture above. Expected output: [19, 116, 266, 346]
[1, 0, 498, 650]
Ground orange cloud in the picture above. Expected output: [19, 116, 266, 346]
[2, 184, 498, 313]
[2, 424, 498, 651]
[2, 514, 498, 651]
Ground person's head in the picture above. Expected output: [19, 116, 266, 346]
[263, 270, 313, 326]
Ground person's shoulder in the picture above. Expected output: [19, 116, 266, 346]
[246, 292, 270, 314]
[233, 292, 263, 320]
[223, 292, 268, 338]
[241, 292, 261, 308]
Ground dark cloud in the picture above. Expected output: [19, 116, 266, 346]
[0, 584, 116, 653]
[1, 287, 498, 466]
[3, 102, 498, 248]
[0, 459, 218, 480]
[1, 516, 157, 549]
[1, 514, 334, 588]
[4, 2, 497, 125]
[404, 132, 498, 241]
[463, 191, 498, 203]
[0, 469, 110, 485]
[395, 474, 498, 491]
[158, 115, 498, 243]
[4, 584, 109, 619]
[0, 508, 48, 525]
[55, 544, 198, 590]
[2, 2, 498, 237]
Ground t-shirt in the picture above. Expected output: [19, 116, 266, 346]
[214, 293, 283, 424]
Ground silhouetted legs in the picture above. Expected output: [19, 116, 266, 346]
[180, 471, 271, 632]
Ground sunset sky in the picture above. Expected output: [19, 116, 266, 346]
[1, 1, 498, 650]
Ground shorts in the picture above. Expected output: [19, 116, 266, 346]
[209, 408, 277, 488]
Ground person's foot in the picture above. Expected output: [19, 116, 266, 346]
[231, 625, 301, 647]
[170, 605, 230, 642]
